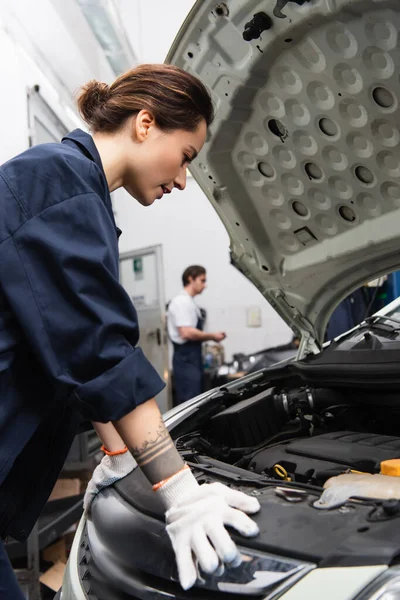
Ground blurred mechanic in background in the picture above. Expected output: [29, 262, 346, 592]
[168, 265, 226, 404]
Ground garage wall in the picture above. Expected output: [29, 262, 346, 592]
[113, 0, 293, 360]
[0, 0, 114, 164]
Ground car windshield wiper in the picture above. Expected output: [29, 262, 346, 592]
[330, 315, 397, 345]
[366, 315, 400, 329]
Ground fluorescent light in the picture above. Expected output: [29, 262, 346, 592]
[76, 0, 137, 75]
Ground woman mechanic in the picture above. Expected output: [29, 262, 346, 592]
[0, 64, 260, 596]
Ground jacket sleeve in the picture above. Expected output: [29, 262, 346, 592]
[0, 192, 165, 422]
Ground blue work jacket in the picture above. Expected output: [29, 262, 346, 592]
[0, 129, 165, 541]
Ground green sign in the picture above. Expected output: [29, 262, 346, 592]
[133, 257, 143, 274]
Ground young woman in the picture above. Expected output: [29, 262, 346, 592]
[0, 64, 260, 596]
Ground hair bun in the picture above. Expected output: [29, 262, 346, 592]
[77, 80, 111, 125]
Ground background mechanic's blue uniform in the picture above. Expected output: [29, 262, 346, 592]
[0, 130, 165, 594]
[168, 291, 204, 404]
[172, 314, 204, 404]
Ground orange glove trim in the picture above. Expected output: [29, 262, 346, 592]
[101, 444, 129, 457]
[152, 464, 190, 491]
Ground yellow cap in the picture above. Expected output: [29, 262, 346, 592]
[380, 459, 400, 476]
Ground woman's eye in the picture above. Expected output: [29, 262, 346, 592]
[182, 154, 192, 166]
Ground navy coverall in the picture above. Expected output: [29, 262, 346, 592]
[0, 130, 165, 592]
[172, 313, 204, 404]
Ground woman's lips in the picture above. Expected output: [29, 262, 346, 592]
[156, 186, 172, 200]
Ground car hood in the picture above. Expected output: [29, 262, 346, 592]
[166, 0, 400, 355]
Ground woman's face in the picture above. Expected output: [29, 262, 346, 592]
[124, 110, 207, 206]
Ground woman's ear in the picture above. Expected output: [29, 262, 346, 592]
[134, 109, 155, 143]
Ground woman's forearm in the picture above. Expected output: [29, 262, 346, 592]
[112, 398, 184, 484]
[93, 421, 126, 452]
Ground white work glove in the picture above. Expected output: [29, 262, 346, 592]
[154, 465, 260, 590]
[83, 446, 137, 512]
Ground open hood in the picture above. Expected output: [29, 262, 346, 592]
[166, 0, 400, 355]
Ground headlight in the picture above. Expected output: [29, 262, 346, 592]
[355, 567, 400, 600]
[196, 546, 315, 596]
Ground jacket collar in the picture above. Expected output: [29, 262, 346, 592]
[62, 129, 104, 169]
[62, 129, 122, 239]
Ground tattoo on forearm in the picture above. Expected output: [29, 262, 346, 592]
[129, 417, 184, 484]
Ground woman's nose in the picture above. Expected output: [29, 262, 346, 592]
[174, 167, 187, 191]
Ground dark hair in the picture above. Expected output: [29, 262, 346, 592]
[77, 64, 214, 133]
[182, 265, 206, 287]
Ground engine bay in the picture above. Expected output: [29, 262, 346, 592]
[174, 377, 400, 489]
[109, 327, 400, 583]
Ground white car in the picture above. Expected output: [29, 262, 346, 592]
[61, 0, 400, 598]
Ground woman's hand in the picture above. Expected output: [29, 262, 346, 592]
[154, 466, 260, 590]
[112, 399, 260, 589]
[84, 422, 137, 511]
[83, 448, 137, 511]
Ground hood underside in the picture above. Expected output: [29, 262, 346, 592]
[167, 0, 400, 350]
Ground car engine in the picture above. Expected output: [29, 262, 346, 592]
[175, 382, 400, 487]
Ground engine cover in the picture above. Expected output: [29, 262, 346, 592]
[250, 431, 400, 482]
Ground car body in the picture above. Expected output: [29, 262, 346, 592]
[61, 0, 400, 598]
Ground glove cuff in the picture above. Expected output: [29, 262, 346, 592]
[103, 450, 137, 476]
[154, 465, 199, 510]
[101, 444, 128, 456]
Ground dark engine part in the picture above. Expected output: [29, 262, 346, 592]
[242, 12, 273, 41]
[250, 431, 400, 483]
[208, 386, 342, 448]
[208, 388, 286, 448]
[277, 386, 341, 417]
